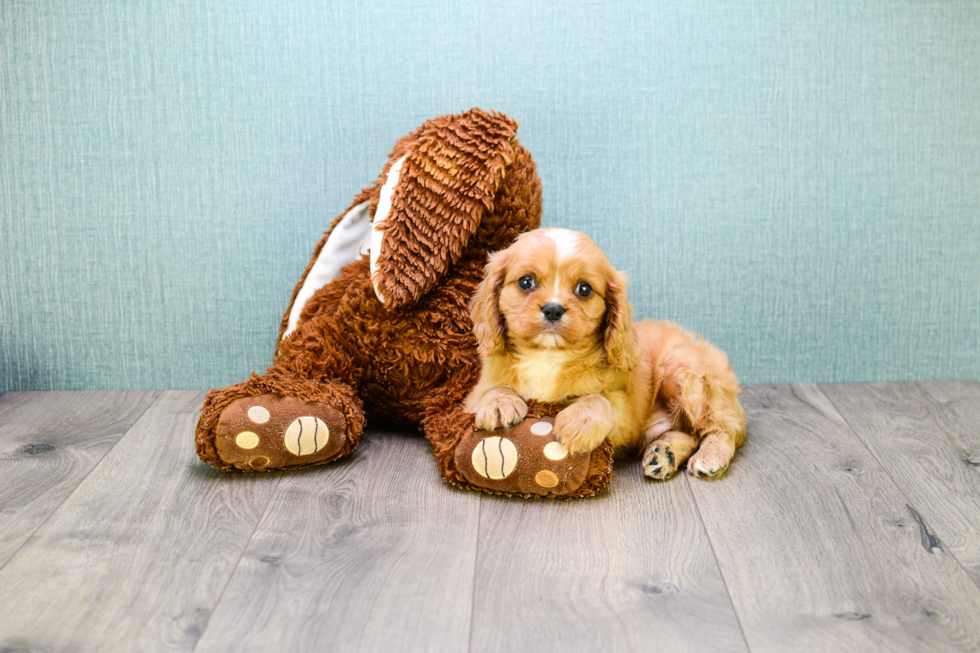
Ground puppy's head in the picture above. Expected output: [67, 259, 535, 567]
[471, 228, 640, 370]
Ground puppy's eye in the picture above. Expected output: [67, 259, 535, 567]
[518, 275, 536, 291]
[575, 281, 592, 298]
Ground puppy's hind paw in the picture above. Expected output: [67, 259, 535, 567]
[642, 443, 677, 480]
[687, 444, 731, 479]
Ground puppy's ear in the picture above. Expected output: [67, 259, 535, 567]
[470, 249, 510, 357]
[603, 270, 641, 371]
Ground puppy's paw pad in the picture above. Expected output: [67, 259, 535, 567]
[642, 443, 677, 480]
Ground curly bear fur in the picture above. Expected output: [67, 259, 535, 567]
[194, 108, 614, 499]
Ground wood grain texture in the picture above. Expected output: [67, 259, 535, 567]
[192, 428, 481, 653]
[0, 391, 281, 652]
[4, 384, 980, 652]
[0, 390, 159, 568]
[469, 462, 748, 653]
[689, 384, 980, 653]
[919, 381, 980, 471]
[822, 381, 980, 586]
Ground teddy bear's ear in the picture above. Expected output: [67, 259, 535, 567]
[368, 109, 519, 308]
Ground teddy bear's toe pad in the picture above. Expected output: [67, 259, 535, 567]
[214, 395, 347, 471]
[455, 418, 591, 496]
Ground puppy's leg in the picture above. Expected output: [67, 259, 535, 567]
[472, 386, 528, 431]
[679, 376, 745, 480]
[555, 393, 615, 454]
[678, 384, 745, 479]
[642, 425, 699, 480]
[658, 340, 746, 480]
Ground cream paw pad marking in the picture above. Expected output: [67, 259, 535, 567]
[456, 416, 592, 496]
[214, 395, 347, 471]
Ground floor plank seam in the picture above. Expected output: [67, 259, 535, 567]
[817, 383, 980, 594]
[190, 475, 284, 652]
[683, 474, 753, 653]
[0, 390, 162, 574]
[466, 495, 483, 653]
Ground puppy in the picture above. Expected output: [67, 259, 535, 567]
[464, 228, 746, 479]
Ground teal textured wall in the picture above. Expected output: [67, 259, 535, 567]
[2, 0, 978, 393]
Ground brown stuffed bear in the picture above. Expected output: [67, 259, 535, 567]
[195, 108, 614, 499]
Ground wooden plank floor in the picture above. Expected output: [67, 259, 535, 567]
[1, 382, 978, 652]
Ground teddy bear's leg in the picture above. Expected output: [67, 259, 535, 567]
[196, 372, 364, 473]
[196, 317, 366, 473]
[422, 374, 615, 499]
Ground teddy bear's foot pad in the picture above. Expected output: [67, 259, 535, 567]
[455, 417, 592, 496]
[214, 395, 347, 471]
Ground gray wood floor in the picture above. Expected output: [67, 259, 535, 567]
[1, 382, 979, 652]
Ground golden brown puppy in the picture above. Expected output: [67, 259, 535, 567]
[464, 228, 746, 479]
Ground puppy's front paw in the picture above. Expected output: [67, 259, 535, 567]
[475, 392, 528, 431]
[554, 396, 613, 455]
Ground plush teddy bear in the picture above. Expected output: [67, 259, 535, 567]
[195, 108, 614, 499]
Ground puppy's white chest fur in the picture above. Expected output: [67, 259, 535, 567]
[511, 348, 578, 403]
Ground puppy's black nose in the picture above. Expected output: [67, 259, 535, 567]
[542, 303, 565, 323]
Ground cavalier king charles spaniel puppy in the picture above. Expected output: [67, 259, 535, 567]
[464, 228, 746, 479]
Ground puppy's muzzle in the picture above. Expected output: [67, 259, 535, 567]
[541, 303, 565, 323]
